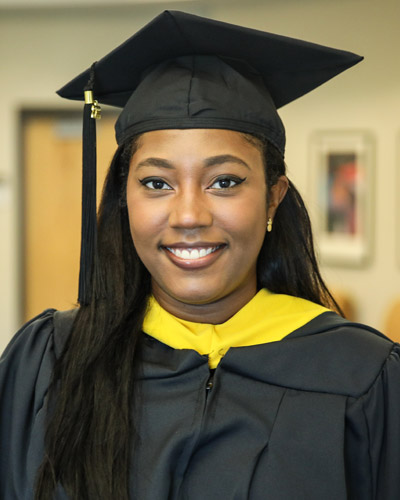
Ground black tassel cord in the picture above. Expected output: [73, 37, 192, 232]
[78, 63, 99, 305]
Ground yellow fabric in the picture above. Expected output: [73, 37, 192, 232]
[142, 289, 330, 368]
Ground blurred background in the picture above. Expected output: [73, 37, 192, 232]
[0, 0, 399, 352]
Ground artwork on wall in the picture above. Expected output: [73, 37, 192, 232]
[308, 130, 375, 267]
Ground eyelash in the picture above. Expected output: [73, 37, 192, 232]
[139, 177, 172, 190]
[209, 176, 246, 190]
[139, 176, 246, 191]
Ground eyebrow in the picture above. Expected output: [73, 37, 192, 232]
[135, 154, 251, 170]
[135, 157, 174, 170]
[204, 155, 250, 170]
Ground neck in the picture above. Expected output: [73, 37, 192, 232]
[151, 283, 258, 324]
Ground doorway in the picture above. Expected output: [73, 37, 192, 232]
[20, 109, 117, 321]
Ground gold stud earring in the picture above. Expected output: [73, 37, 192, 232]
[267, 217, 273, 233]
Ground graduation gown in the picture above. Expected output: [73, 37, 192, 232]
[1, 308, 400, 499]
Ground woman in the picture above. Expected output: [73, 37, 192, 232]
[1, 10, 400, 500]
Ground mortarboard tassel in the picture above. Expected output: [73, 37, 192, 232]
[78, 62, 101, 305]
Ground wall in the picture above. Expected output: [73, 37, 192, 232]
[0, 0, 399, 352]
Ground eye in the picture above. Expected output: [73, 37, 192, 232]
[209, 176, 246, 190]
[139, 177, 172, 190]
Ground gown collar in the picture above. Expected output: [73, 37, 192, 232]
[142, 289, 330, 368]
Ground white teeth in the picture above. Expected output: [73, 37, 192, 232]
[181, 249, 190, 259]
[167, 247, 219, 260]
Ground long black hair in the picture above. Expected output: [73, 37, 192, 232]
[35, 132, 339, 499]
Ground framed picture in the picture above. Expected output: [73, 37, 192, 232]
[308, 130, 375, 267]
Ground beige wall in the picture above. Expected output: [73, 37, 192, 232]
[1, 0, 399, 352]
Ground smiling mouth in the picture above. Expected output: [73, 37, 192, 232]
[165, 246, 221, 260]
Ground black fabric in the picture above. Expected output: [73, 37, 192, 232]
[57, 10, 362, 155]
[114, 55, 286, 154]
[1, 310, 400, 499]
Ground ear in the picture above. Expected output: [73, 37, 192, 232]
[267, 175, 289, 220]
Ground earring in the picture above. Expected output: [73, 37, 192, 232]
[267, 217, 273, 233]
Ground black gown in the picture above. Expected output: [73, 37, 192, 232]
[1, 308, 400, 499]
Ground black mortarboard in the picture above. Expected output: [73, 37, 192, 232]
[57, 10, 363, 305]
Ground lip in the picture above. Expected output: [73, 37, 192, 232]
[161, 243, 227, 269]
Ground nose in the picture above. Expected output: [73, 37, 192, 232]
[168, 189, 213, 229]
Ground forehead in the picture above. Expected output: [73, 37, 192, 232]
[132, 128, 264, 161]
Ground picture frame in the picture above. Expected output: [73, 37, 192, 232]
[308, 130, 375, 267]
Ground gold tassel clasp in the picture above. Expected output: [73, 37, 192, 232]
[84, 90, 102, 120]
[91, 101, 101, 120]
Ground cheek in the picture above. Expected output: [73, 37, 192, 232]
[217, 193, 267, 246]
[126, 191, 156, 247]
[128, 202, 156, 246]
[126, 174, 165, 245]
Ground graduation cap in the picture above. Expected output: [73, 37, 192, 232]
[57, 10, 363, 305]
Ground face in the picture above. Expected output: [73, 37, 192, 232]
[126, 129, 283, 321]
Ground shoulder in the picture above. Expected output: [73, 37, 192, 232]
[0, 309, 75, 496]
[0, 308, 78, 444]
[0, 308, 78, 403]
[1, 308, 77, 364]
[1, 309, 57, 372]
[228, 311, 400, 398]
[291, 312, 400, 396]
[290, 312, 400, 397]
[291, 311, 395, 359]
[316, 313, 398, 392]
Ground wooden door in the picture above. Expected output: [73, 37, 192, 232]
[22, 110, 118, 321]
